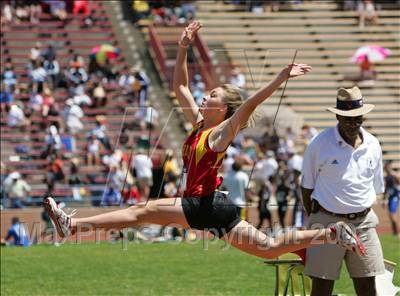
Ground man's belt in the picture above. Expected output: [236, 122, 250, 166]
[311, 199, 370, 220]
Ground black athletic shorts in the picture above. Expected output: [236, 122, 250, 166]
[181, 191, 242, 238]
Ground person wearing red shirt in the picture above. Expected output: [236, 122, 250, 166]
[45, 22, 363, 259]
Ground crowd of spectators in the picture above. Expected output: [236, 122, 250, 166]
[130, 0, 196, 26]
[218, 124, 317, 230]
[0, 1, 155, 209]
[1, 0, 98, 28]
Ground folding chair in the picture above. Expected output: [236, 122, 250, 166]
[376, 259, 399, 296]
[265, 253, 311, 296]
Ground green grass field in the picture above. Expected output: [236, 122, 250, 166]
[1, 235, 399, 295]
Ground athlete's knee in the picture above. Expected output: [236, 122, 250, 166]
[128, 200, 159, 219]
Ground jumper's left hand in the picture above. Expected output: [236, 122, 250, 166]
[284, 63, 312, 79]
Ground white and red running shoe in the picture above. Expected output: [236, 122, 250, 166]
[43, 197, 76, 238]
[330, 221, 366, 256]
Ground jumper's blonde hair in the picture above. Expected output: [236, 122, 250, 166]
[220, 84, 258, 129]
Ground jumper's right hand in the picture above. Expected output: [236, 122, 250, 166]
[179, 21, 202, 47]
[330, 221, 366, 256]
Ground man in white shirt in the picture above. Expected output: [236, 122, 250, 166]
[62, 99, 84, 135]
[7, 104, 27, 128]
[132, 149, 153, 200]
[301, 87, 385, 295]
[222, 161, 249, 220]
[253, 150, 278, 186]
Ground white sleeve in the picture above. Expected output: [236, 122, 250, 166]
[301, 141, 318, 189]
[373, 144, 385, 194]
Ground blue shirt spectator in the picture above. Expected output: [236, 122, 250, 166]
[5, 217, 30, 247]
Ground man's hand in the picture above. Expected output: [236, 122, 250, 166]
[330, 221, 366, 256]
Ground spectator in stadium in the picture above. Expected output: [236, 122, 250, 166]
[1, 2, 13, 25]
[3, 172, 31, 208]
[301, 86, 385, 295]
[15, 1, 30, 23]
[42, 44, 57, 63]
[123, 183, 141, 205]
[131, 0, 150, 22]
[44, 0, 67, 21]
[253, 150, 279, 191]
[30, 42, 42, 63]
[102, 165, 124, 206]
[358, 0, 379, 27]
[103, 149, 124, 168]
[291, 169, 305, 228]
[132, 68, 150, 107]
[300, 123, 318, 143]
[29, 60, 47, 94]
[190, 74, 206, 106]
[2, 63, 17, 92]
[89, 115, 112, 151]
[221, 160, 249, 220]
[73, 0, 90, 17]
[276, 165, 291, 228]
[90, 81, 107, 107]
[256, 177, 273, 230]
[69, 52, 85, 69]
[41, 87, 57, 117]
[287, 147, 303, 173]
[7, 103, 30, 130]
[134, 102, 159, 130]
[29, 0, 41, 24]
[67, 63, 88, 86]
[46, 153, 66, 191]
[4, 217, 30, 247]
[61, 99, 84, 135]
[358, 55, 377, 81]
[43, 125, 63, 158]
[163, 149, 181, 181]
[132, 148, 153, 200]
[72, 87, 92, 107]
[69, 157, 83, 201]
[384, 161, 400, 236]
[118, 66, 135, 96]
[45, 21, 364, 261]
[44, 58, 61, 89]
[229, 67, 246, 88]
[0, 82, 14, 109]
[86, 134, 101, 166]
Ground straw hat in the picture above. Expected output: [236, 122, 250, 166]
[327, 87, 374, 117]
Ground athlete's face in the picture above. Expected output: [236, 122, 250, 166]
[199, 87, 227, 118]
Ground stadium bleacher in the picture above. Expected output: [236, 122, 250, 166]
[192, 0, 399, 164]
[1, 1, 165, 204]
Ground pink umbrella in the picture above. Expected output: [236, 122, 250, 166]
[351, 45, 391, 64]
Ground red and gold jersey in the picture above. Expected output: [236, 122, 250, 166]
[181, 121, 226, 197]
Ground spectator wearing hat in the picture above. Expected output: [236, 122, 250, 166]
[3, 172, 31, 208]
[301, 86, 385, 295]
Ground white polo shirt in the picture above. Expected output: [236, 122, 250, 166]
[301, 125, 384, 214]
